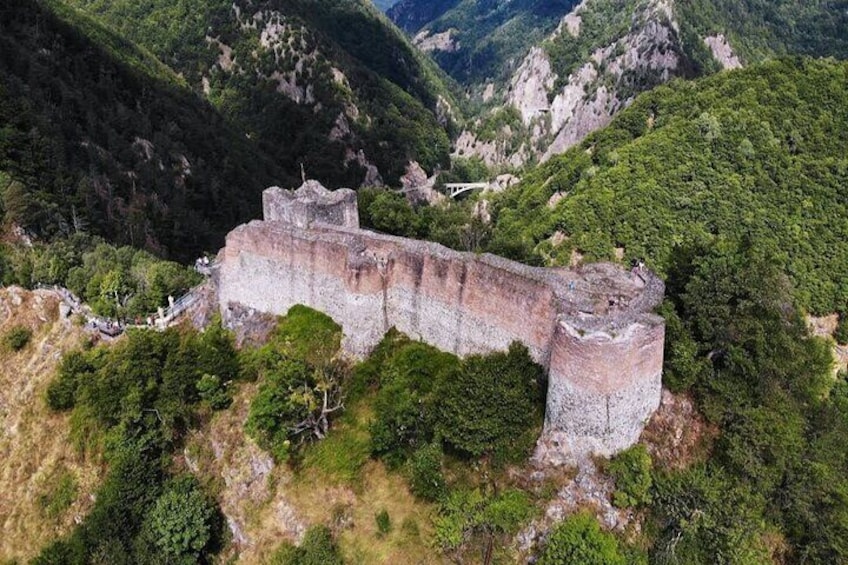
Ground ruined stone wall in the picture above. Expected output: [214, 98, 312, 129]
[217, 222, 562, 360]
[216, 183, 666, 462]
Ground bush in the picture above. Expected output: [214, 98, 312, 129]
[270, 525, 344, 565]
[45, 350, 93, 411]
[408, 443, 446, 502]
[196, 374, 231, 410]
[607, 445, 653, 509]
[433, 488, 486, 551]
[432, 488, 535, 551]
[435, 342, 544, 460]
[3, 325, 32, 351]
[539, 512, 626, 565]
[375, 509, 391, 537]
[139, 476, 218, 563]
[269, 305, 342, 366]
[835, 313, 848, 345]
[481, 490, 535, 535]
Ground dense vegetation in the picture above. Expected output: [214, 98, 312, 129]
[390, 0, 579, 86]
[0, 0, 288, 259]
[647, 240, 846, 563]
[677, 0, 848, 64]
[245, 306, 346, 461]
[358, 188, 491, 253]
[489, 58, 848, 314]
[362, 331, 545, 466]
[38, 322, 239, 563]
[0, 234, 201, 318]
[60, 0, 454, 185]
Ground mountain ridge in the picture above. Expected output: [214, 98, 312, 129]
[60, 0, 457, 186]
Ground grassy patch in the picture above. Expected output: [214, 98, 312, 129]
[38, 469, 78, 520]
[299, 399, 373, 486]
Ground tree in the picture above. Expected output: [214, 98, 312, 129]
[139, 476, 218, 564]
[247, 358, 346, 461]
[435, 342, 544, 460]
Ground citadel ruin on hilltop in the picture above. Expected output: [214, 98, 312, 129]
[215, 181, 666, 463]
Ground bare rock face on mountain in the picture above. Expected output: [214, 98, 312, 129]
[704, 34, 743, 70]
[457, 0, 691, 167]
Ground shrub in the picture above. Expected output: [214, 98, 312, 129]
[433, 488, 485, 551]
[408, 443, 446, 502]
[481, 490, 535, 535]
[375, 509, 391, 537]
[3, 325, 32, 351]
[139, 476, 218, 563]
[270, 525, 344, 565]
[835, 313, 848, 345]
[269, 305, 342, 366]
[539, 512, 626, 565]
[45, 350, 93, 411]
[607, 445, 653, 508]
[435, 342, 544, 461]
[196, 374, 231, 410]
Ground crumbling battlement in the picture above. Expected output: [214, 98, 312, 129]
[216, 182, 666, 463]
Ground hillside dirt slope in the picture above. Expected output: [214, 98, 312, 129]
[0, 288, 103, 562]
[184, 385, 444, 564]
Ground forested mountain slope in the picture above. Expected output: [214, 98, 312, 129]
[488, 57, 848, 315]
[60, 0, 455, 186]
[372, 0, 400, 12]
[392, 0, 848, 168]
[0, 0, 289, 259]
[391, 0, 579, 86]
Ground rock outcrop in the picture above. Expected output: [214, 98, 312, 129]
[215, 181, 666, 463]
[455, 0, 699, 167]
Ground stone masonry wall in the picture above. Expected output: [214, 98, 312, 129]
[216, 182, 666, 462]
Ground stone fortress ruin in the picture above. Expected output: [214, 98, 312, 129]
[215, 181, 666, 463]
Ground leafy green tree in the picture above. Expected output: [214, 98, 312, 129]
[369, 342, 456, 466]
[435, 342, 543, 460]
[247, 358, 346, 461]
[362, 190, 423, 238]
[651, 467, 769, 565]
[538, 512, 626, 565]
[139, 476, 218, 564]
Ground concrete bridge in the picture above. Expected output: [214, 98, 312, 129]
[443, 182, 489, 199]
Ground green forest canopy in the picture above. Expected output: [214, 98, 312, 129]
[489, 57, 848, 315]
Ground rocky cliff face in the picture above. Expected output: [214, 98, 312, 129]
[457, 0, 717, 168]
